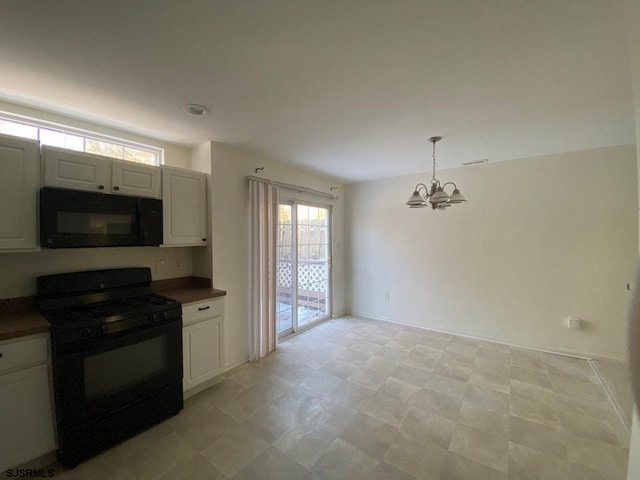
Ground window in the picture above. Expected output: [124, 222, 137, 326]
[0, 115, 163, 166]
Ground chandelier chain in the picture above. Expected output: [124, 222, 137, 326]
[432, 140, 436, 181]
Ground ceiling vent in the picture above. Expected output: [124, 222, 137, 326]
[462, 159, 488, 166]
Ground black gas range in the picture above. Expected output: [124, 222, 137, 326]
[38, 268, 184, 467]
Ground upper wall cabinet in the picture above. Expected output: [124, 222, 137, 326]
[111, 160, 161, 199]
[162, 166, 207, 246]
[43, 147, 161, 199]
[0, 134, 39, 251]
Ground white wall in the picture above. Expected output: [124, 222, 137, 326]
[203, 142, 345, 369]
[623, 0, 640, 477]
[0, 101, 195, 299]
[346, 145, 637, 360]
[0, 246, 193, 298]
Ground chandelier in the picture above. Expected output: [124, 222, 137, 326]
[406, 136, 467, 210]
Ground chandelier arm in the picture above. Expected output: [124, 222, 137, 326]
[441, 181, 458, 191]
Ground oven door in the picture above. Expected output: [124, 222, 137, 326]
[41, 187, 148, 248]
[52, 318, 183, 428]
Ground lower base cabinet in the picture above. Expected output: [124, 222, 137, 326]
[182, 298, 225, 393]
[0, 335, 56, 472]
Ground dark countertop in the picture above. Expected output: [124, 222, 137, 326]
[151, 275, 227, 305]
[0, 311, 49, 342]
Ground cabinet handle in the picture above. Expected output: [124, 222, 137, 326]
[113, 186, 120, 191]
[98, 185, 105, 190]
[202, 238, 207, 242]
[198, 306, 210, 311]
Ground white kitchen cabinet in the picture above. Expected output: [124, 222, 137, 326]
[182, 297, 224, 395]
[111, 160, 161, 199]
[0, 334, 56, 472]
[162, 166, 207, 246]
[0, 134, 40, 251]
[43, 146, 111, 193]
[43, 147, 161, 199]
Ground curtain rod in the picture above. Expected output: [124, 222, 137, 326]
[247, 175, 340, 200]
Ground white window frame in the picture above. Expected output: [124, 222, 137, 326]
[0, 111, 164, 165]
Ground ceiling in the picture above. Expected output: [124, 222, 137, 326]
[0, 0, 634, 182]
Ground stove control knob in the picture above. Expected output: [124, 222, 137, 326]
[95, 325, 105, 336]
[81, 328, 92, 338]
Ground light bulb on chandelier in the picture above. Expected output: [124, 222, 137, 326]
[406, 136, 467, 210]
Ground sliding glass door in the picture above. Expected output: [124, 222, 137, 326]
[277, 201, 331, 337]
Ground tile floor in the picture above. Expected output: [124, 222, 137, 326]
[46, 316, 629, 480]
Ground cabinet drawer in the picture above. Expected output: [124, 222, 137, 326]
[182, 298, 224, 326]
[0, 336, 48, 374]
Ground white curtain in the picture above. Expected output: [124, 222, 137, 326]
[248, 179, 279, 360]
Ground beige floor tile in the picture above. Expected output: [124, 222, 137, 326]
[511, 365, 552, 389]
[446, 342, 478, 358]
[399, 406, 455, 449]
[158, 454, 226, 480]
[296, 371, 343, 395]
[225, 363, 264, 387]
[365, 355, 400, 375]
[449, 424, 509, 473]
[558, 408, 621, 446]
[47, 317, 631, 480]
[473, 358, 511, 378]
[320, 358, 360, 378]
[434, 359, 472, 382]
[508, 442, 575, 480]
[510, 379, 556, 407]
[409, 387, 463, 421]
[233, 446, 308, 480]
[326, 380, 375, 410]
[306, 398, 357, 436]
[457, 400, 509, 437]
[391, 364, 431, 387]
[509, 415, 567, 458]
[564, 433, 629, 477]
[361, 391, 411, 427]
[365, 461, 416, 480]
[339, 412, 399, 458]
[244, 403, 306, 443]
[510, 349, 547, 372]
[385, 433, 446, 480]
[423, 371, 467, 397]
[510, 395, 560, 428]
[201, 425, 269, 478]
[310, 438, 380, 480]
[402, 349, 441, 371]
[469, 370, 510, 394]
[173, 406, 238, 451]
[441, 451, 508, 480]
[347, 366, 388, 390]
[463, 384, 510, 414]
[379, 376, 422, 402]
[273, 424, 336, 468]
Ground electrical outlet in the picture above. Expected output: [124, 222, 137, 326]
[174, 259, 182, 271]
[384, 292, 390, 301]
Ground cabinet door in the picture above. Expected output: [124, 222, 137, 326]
[0, 364, 56, 472]
[162, 166, 207, 246]
[111, 160, 161, 199]
[43, 146, 111, 193]
[0, 135, 39, 250]
[183, 315, 223, 391]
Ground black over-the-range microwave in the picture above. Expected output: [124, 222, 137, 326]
[40, 187, 163, 248]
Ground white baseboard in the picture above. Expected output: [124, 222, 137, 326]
[346, 310, 600, 361]
[225, 356, 249, 372]
[589, 359, 631, 434]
